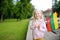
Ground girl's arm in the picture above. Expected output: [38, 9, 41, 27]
[40, 21, 47, 32]
[30, 20, 36, 30]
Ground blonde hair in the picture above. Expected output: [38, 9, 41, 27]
[40, 10, 44, 19]
[33, 9, 44, 19]
[33, 9, 38, 19]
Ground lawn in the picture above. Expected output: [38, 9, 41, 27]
[0, 19, 29, 40]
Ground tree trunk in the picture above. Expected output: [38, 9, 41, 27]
[0, 14, 3, 22]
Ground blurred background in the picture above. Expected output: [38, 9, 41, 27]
[0, 0, 60, 21]
[0, 0, 60, 40]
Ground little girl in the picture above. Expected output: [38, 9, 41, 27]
[30, 9, 47, 40]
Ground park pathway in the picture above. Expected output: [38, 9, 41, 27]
[26, 20, 33, 40]
[26, 19, 60, 40]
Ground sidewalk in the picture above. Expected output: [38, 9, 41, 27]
[26, 20, 33, 40]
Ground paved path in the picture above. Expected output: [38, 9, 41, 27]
[26, 20, 33, 40]
[26, 20, 60, 40]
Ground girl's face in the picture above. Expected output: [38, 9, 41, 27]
[34, 10, 40, 19]
[38, 11, 42, 19]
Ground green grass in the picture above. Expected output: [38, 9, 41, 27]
[0, 19, 29, 40]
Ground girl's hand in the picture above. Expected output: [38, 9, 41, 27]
[38, 24, 40, 30]
[35, 24, 40, 30]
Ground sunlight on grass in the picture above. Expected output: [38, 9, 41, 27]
[0, 19, 29, 40]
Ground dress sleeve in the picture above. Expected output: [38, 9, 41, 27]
[30, 20, 36, 30]
[40, 20, 47, 32]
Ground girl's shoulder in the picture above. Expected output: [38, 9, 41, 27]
[40, 19, 45, 22]
[39, 19, 45, 23]
[40, 19, 44, 21]
[32, 19, 36, 24]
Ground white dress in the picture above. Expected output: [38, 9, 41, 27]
[30, 19, 47, 39]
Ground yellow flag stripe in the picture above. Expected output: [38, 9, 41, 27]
[53, 12, 58, 29]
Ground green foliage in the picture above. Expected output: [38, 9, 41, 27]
[0, 0, 34, 21]
[52, 0, 60, 16]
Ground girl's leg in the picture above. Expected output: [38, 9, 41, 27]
[38, 38, 43, 40]
[33, 38, 43, 40]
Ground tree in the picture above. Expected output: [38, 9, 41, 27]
[52, 0, 60, 17]
[13, 1, 21, 21]
[20, 0, 34, 19]
[0, 0, 8, 21]
[0, 0, 34, 21]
